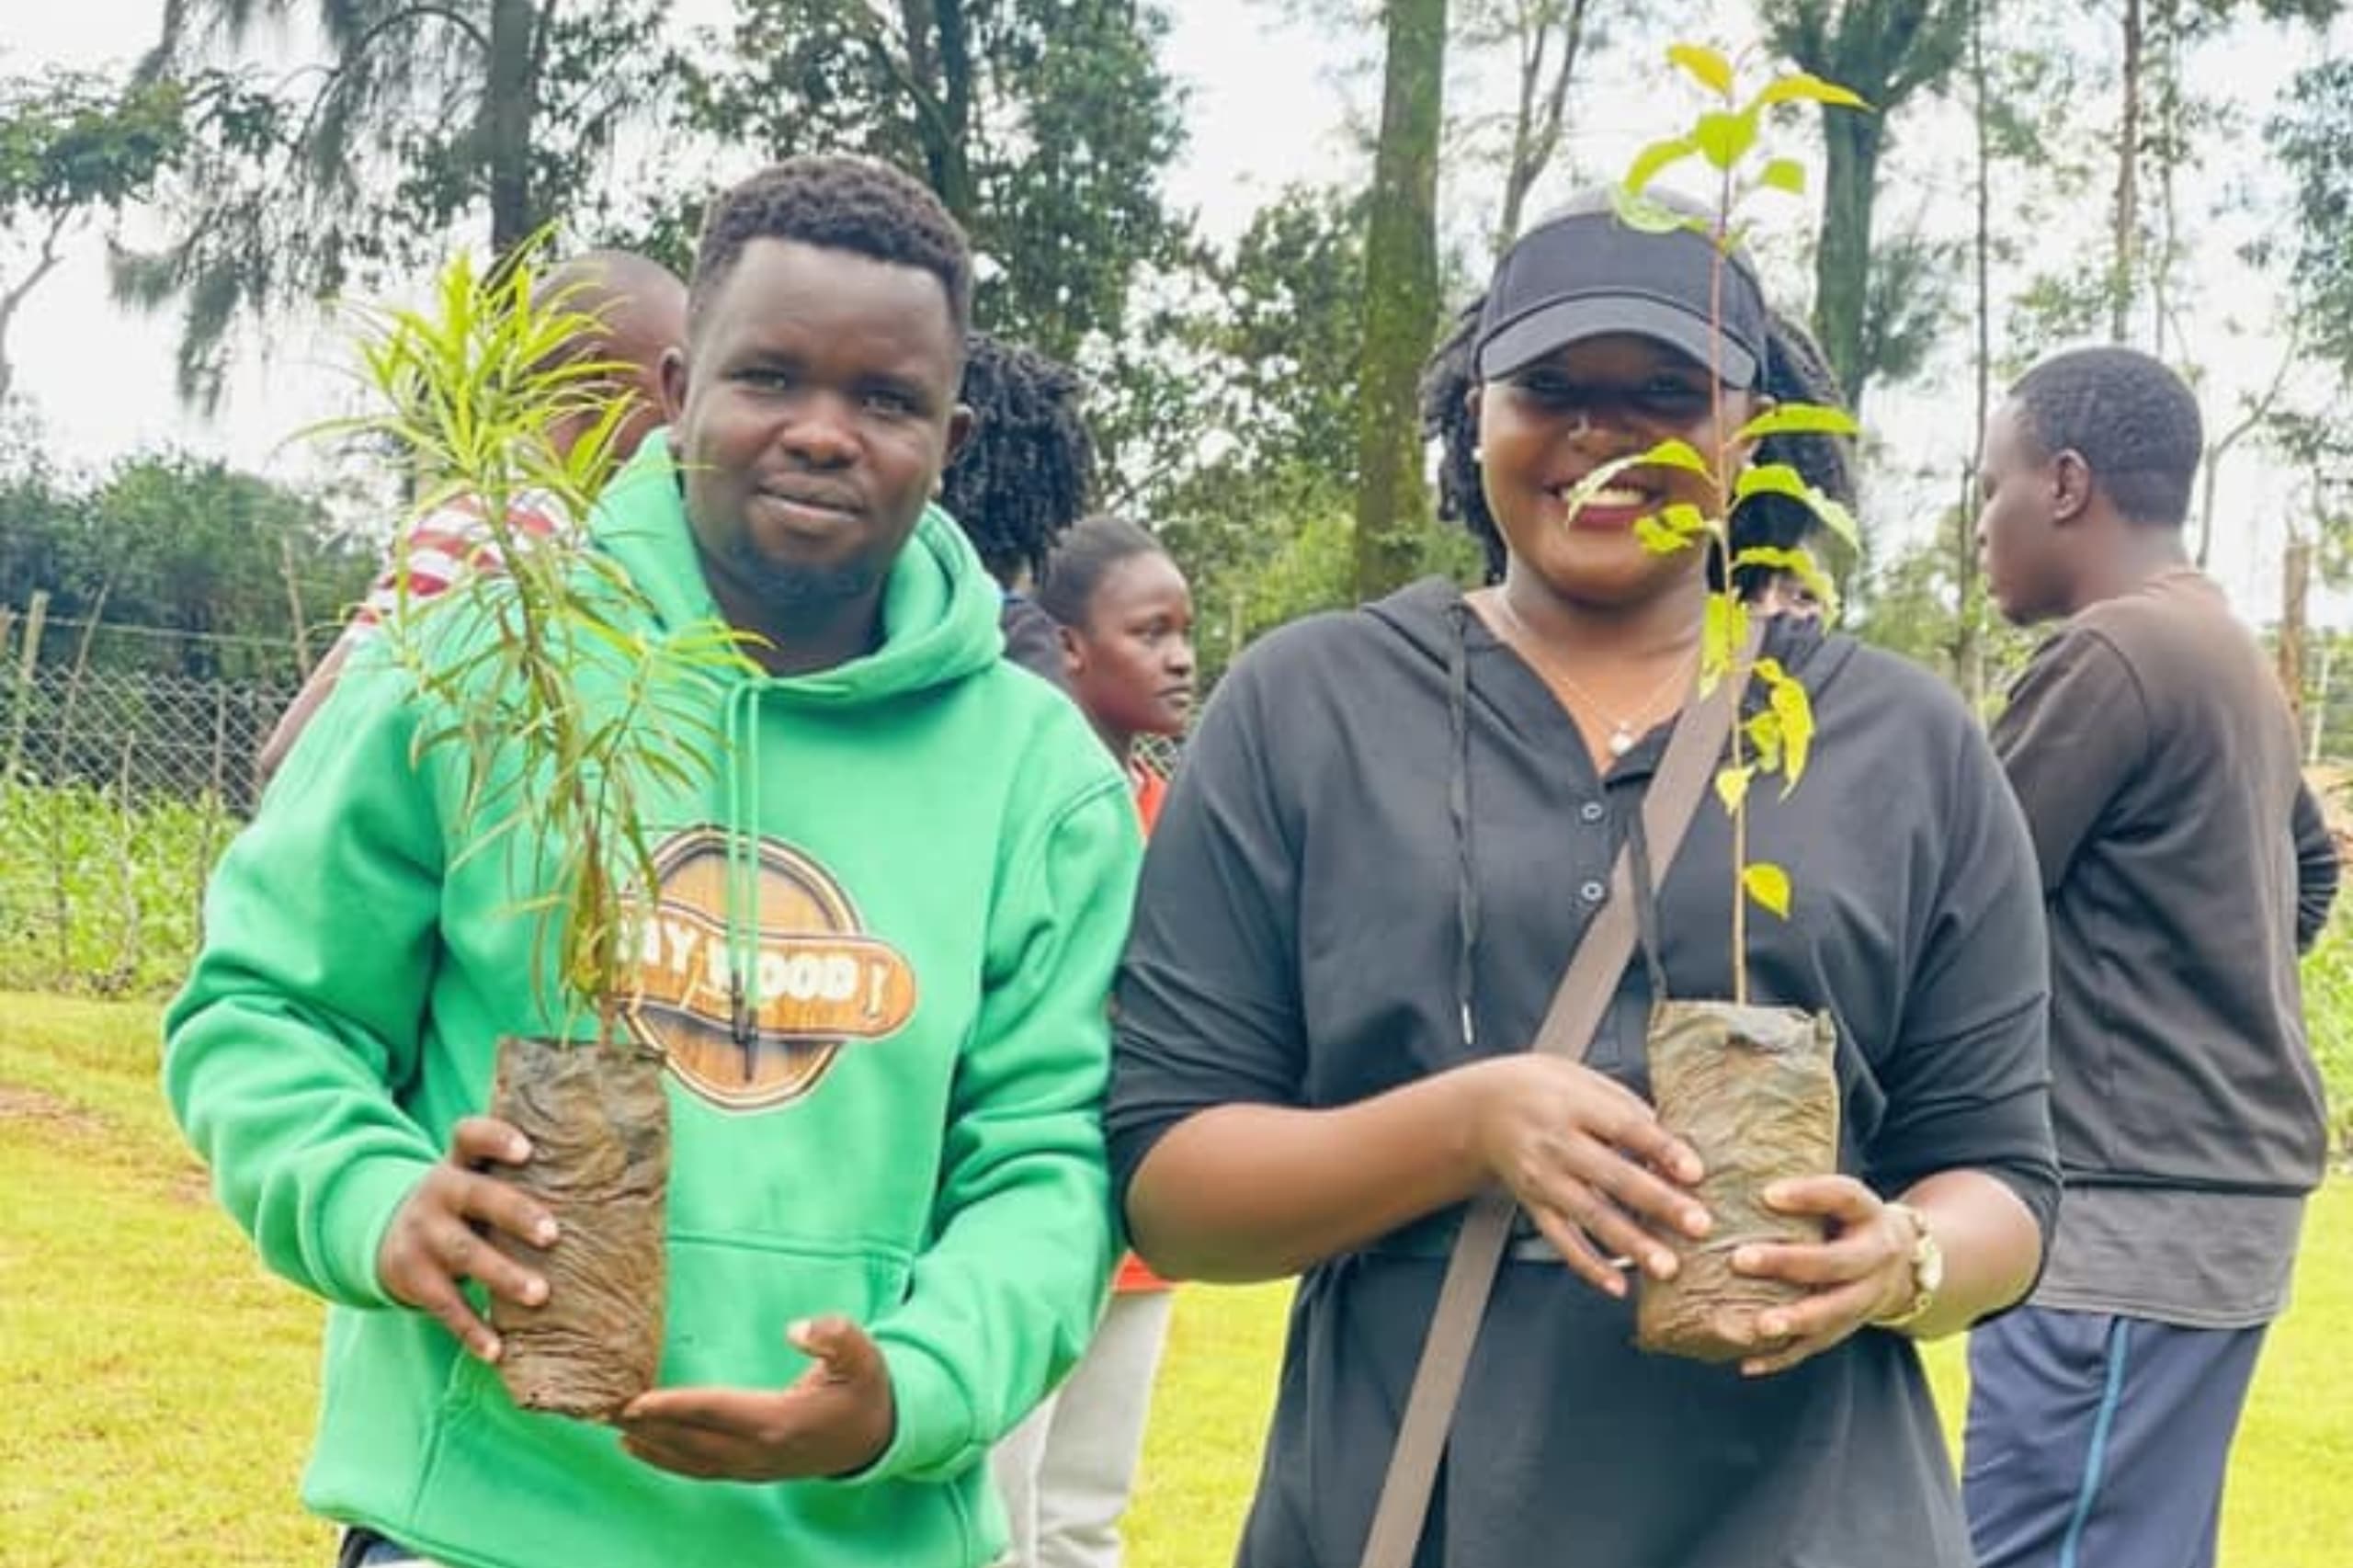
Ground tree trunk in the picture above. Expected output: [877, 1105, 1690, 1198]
[485, 0, 540, 256]
[2282, 534, 2313, 721]
[2109, 0, 2143, 343]
[1813, 108, 1885, 413]
[1956, 0, 1993, 711]
[1353, 0, 1448, 603]
[1496, 0, 1590, 249]
[900, 0, 978, 225]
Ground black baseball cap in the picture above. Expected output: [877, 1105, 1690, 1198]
[1475, 187, 1768, 389]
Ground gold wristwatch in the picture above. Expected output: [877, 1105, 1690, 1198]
[1873, 1201, 1944, 1331]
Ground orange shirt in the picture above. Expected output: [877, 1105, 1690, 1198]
[1115, 761, 1173, 1293]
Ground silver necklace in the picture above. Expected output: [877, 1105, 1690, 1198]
[1487, 594, 1697, 757]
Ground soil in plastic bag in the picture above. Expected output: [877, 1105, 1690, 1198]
[1635, 999, 1838, 1363]
[486, 1034, 670, 1420]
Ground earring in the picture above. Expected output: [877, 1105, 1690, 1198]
[1472, 447, 1484, 465]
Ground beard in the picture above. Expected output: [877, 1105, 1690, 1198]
[723, 541, 888, 614]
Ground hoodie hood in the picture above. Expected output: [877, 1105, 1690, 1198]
[589, 431, 1006, 708]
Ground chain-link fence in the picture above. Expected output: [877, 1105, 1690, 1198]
[1, 597, 298, 996]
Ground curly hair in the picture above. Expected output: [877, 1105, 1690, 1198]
[1035, 514, 1169, 630]
[2010, 347, 2203, 527]
[941, 333, 1097, 585]
[688, 155, 972, 340]
[1420, 295, 1857, 594]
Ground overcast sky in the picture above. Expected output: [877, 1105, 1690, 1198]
[6, 1, 2346, 625]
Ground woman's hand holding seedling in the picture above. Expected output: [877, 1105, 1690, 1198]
[377, 1116, 560, 1365]
[616, 1315, 897, 1482]
[1461, 1055, 1713, 1298]
[1720, 1175, 1915, 1376]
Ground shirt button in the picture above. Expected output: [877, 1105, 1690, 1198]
[1579, 880, 1608, 903]
[1579, 801, 1606, 824]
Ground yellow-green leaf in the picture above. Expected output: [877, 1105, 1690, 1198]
[1694, 108, 1758, 171]
[1734, 403, 1860, 441]
[1608, 183, 1689, 234]
[1769, 673, 1813, 787]
[1733, 546, 1842, 621]
[1668, 42, 1736, 97]
[1642, 438, 1713, 474]
[1734, 462, 1862, 554]
[1746, 710, 1784, 773]
[1715, 764, 1756, 812]
[1627, 135, 1699, 194]
[1754, 72, 1871, 111]
[1744, 861, 1793, 918]
[1703, 595, 1749, 682]
[1636, 515, 1695, 554]
[1760, 156, 1806, 196]
[1660, 502, 1710, 537]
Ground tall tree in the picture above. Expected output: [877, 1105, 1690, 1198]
[682, 0, 1187, 360]
[1764, 0, 1968, 411]
[117, 0, 663, 408]
[1456, 0, 1597, 249]
[1353, 0, 1448, 601]
[0, 69, 189, 406]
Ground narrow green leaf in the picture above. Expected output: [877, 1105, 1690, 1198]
[1667, 42, 1736, 97]
[1754, 72, 1871, 111]
[1743, 861, 1793, 918]
[1735, 403, 1860, 441]
[1759, 156, 1806, 196]
[1694, 109, 1758, 171]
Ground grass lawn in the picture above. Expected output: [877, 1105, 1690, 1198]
[5, 989, 2348, 1565]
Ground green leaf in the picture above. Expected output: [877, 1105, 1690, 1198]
[1746, 711, 1785, 773]
[1703, 595, 1749, 685]
[1743, 861, 1793, 918]
[1733, 463, 1862, 553]
[1754, 73, 1871, 111]
[1659, 502, 1711, 537]
[1734, 403, 1860, 441]
[1694, 109, 1758, 171]
[1642, 438, 1713, 475]
[1668, 42, 1736, 97]
[1715, 764, 1756, 812]
[1732, 546, 1841, 621]
[1627, 135, 1699, 194]
[1768, 671, 1814, 787]
[1636, 515, 1696, 554]
[1760, 156, 1806, 196]
[1608, 183, 1689, 234]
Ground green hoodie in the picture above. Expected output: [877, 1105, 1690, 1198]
[164, 437, 1141, 1568]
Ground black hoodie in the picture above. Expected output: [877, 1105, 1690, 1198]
[1108, 577, 2058, 1568]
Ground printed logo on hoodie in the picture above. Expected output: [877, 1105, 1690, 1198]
[623, 827, 917, 1110]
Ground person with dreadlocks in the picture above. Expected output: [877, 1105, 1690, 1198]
[942, 332, 1097, 687]
[1105, 187, 2057, 1567]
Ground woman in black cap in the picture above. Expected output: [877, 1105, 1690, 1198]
[1104, 188, 2058, 1568]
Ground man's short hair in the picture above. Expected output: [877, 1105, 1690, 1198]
[2011, 347, 2204, 528]
[688, 155, 973, 340]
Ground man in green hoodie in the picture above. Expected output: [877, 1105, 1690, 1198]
[165, 155, 1142, 1568]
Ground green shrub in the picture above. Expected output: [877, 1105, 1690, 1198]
[0, 779, 234, 996]
[2304, 906, 2353, 1159]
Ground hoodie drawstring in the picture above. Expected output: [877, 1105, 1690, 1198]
[1447, 602, 1480, 1056]
[723, 681, 763, 1077]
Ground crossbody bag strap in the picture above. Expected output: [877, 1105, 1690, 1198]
[1355, 628, 1759, 1568]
